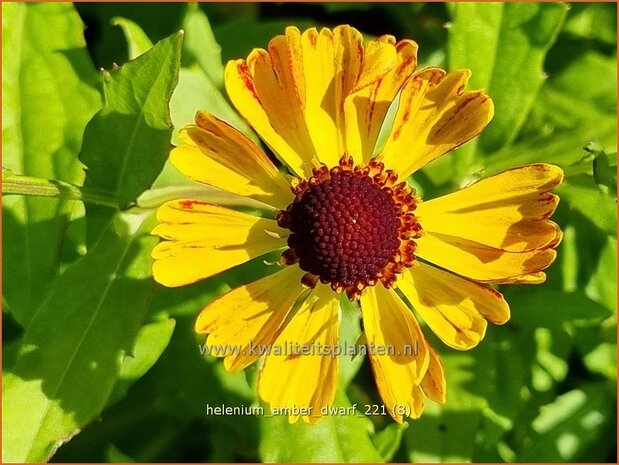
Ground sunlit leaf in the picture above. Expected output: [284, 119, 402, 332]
[169, 66, 254, 147]
[2, 212, 157, 462]
[373, 422, 408, 462]
[51, 315, 257, 462]
[338, 296, 365, 388]
[556, 178, 617, 235]
[582, 342, 617, 380]
[259, 391, 383, 462]
[484, 50, 617, 176]
[2, 2, 101, 327]
[111, 16, 154, 59]
[447, 2, 568, 173]
[556, 203, 615, 296]
[79, 31, 182, 209]
[181, 3, 224, 89]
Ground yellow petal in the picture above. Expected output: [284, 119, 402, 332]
[415, 231, 557, 283]
[258, 285, 339, 424]
[420, 345, 446, 404]
[360, 285, 429, 423]
[382, 68, 494, 178]
[300, 27, 340, 169]
[195, 265, 305, 371]
[152, 200, 287, 287]
[352, 35, 398, 93]
[496, 272, 547, 284]
[417, 164, 563, 252]
[225, 25, 398, 175]
[171, 112, 293, 209]
[225, 58, 309, 177]
[250, 34, 318, 172]
[408, 386, 426, 420]
[344, 38, 418, 163]
[398, 262, 510, 350]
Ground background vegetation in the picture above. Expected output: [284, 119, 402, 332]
[2, 2, 617, 463]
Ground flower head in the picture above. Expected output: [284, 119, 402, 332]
[152, 25, 562, 423]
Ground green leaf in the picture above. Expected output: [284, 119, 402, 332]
[338, 296, 365, 387]
[548, 51, 617, 114]
[111, 16, 154, 60]
[51, 390, 196, 462]
[587, 143, 618, 196]
[214, 17, 312, 64]
[406, 350, 486, 462]
[558, 205, 616, 310]
[447, 2, 567, 171]
[507, 286, 612, 329]
[582, 342, 617, 380]
[2, 212, 158, 462]
[563, 2, 617, 45]
[585, 235, 617, 312]
[259, 391, 383, 462]
[105, 444, 136, 463]
[373, 422, 408, 462]
[125, 316, 259, 455]
[516, 383, 616, 462]
[484, 50, 616, 176]
[531, 328, 570, 392]
[79, 31, 183, 209]
[556, 178, 617, 235]
[2, 2, 101, 326]
[50, 319, 259, 462]
[167, 6, 255, 149]
[168, 66, 254, 147]
[73, 3, 186, 68]
[107, 318, 176, 406]
[181, 3, 224, 89]
[408, 330, 532, 462]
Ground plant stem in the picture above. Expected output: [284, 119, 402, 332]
[2, 171, 118, 208]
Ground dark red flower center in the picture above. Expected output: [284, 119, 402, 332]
[287, 170, 400, 288]
[277, 156, 421, 299]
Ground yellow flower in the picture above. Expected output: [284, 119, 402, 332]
[152, 25, 563, 424]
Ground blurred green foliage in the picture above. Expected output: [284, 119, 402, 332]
[2, 2, 616, 463]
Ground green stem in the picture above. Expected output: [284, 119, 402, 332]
[2, 171, 118, 208]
